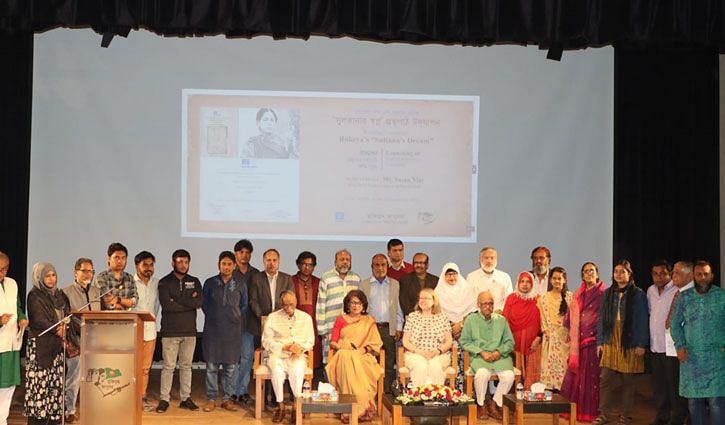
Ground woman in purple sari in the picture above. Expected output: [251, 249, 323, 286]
[560, 262, 606, 422]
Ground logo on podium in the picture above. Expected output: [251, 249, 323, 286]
[87, 367, 131, 397]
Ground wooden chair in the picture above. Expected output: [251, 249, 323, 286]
[397, 344, 458, 388]
[327, 347, 385, 417]
[253, 316, 314, 419]
[463, 350, 522, 397]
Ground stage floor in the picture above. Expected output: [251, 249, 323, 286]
[9, 368, 657, 424]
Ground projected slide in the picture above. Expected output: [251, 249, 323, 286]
[182, 90, 479, 241]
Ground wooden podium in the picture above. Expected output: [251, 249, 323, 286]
[73, 311, 155, 425]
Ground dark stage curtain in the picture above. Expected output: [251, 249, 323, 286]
[613, 48, 720, 287]
[0, 1, 723, 50]
[0, 32, 32, 300]
[0, 3, 721, 292]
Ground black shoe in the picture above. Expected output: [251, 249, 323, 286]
[156, 400, 169, 413]
[229, 394, 238, 403]
[180, 398, 200, 411]
[239, 394, 252, 405]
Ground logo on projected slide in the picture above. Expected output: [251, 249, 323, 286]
[86, 367, 131, 397]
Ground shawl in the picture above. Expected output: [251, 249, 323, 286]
[435, 262, 477, 323]
[567, 280, 606, 370]
[503, 272, 541, 353]
[600, 280, 638, 349]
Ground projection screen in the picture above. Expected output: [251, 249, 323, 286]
[29, 30, 613, 330]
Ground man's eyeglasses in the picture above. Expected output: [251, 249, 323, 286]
[478, 302, 494, 306]
[77, 269, 95, 274]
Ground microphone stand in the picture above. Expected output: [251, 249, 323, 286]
[38, 286, 115, 425]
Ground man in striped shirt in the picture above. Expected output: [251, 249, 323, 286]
[315, 249, 361, 365]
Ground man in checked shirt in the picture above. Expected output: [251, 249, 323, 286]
[96, 242, 137, 310]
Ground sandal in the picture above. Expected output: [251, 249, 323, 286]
[592, 415, 609, 425]
[358, 412, 374, 423]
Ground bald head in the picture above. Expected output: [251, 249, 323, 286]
[477, 291, 495, 319]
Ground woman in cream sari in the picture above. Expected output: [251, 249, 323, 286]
[326, 289, 382, 422]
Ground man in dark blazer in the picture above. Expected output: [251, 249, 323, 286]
[398, 252, 438, 318]
[248, 248, 293, 337]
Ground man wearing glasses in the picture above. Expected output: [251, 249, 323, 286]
[262, 291, 315, 423]
[291, 251, 323, 382]
[529, 246, 551, 296]
[62, 257, 101, 423]
[460, 291, 515, 420]
[398, 252, 438, 319]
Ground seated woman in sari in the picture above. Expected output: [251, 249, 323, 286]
[326, 289, 383, 422]
[401, 288, 453, 387]
[503, 271, 542, 389]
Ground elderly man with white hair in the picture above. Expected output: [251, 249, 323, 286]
[262, 290, 315, 423]
[460, 291, 515, 420]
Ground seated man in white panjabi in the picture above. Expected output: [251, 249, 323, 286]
[401, 288, 453, 386]
[460, 291, 515, 420]
[261, 290, 315, 422]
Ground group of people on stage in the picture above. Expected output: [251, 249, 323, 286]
[0, 239, 722, 425]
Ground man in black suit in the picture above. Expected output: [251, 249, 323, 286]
[398, 252, 438, 318]
[249, 249, 293, 334]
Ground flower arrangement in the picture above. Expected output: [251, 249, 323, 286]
[395, 384, 473, 405]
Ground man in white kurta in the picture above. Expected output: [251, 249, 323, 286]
[0, 252, 28, 425]
[262, 291, 314, 422]
[466, 247, 513, 314]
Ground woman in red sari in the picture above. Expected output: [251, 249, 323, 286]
[291, 251, 323, 379]
[560, 262, 606, 422]
[503, 271, 542, 389]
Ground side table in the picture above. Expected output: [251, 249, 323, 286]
[501, 393, 576, 425]
[295, 394, 359, 425]
[381, 394, 476, 425]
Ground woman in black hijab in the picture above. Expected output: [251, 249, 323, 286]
[24, 262, 71, 425]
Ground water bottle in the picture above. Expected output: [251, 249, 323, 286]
[515, 383, 524, 400]
[302, 379, 311, 398]
[391, 379, 401, 396]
